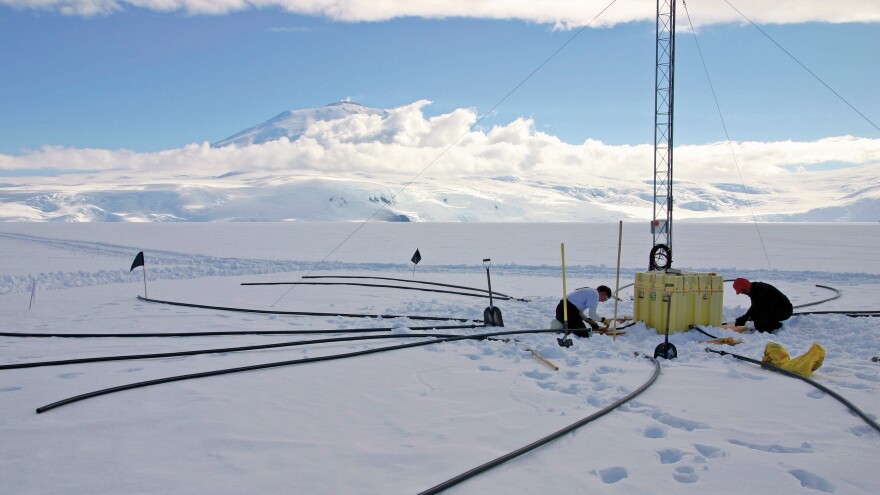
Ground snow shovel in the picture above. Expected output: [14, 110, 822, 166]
[482, 259, 503, 327]
[654, 291, 677, 360]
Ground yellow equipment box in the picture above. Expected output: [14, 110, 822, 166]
[633, 271, 723, 334]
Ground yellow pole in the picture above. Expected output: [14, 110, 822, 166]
[612, 221, 623, 341]
[561, 243, 568, 329]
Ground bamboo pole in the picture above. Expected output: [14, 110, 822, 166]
[612, 221, 623, 341]
[561, 243, 568, 330]
[529, 349, 559, 371]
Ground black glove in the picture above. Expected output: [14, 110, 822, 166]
[734, 316, 747, 326]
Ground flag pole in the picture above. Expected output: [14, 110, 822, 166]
[29, 277, 37, 310]
[130, 251, 147, 298]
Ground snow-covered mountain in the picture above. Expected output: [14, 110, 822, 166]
[212, 101, 387, 148]
[1, 101, 877, 222]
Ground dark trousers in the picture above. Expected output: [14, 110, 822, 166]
[752, 305, 793, 333]
[555, 300, 590, 337]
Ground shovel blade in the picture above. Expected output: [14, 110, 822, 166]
[654, 342, 678, 360]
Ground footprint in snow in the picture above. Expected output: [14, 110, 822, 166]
[56, 372, 83, 379]
[478, 365, 500, 372]
[0, 386, 22, 393]
[789, 469, 836, 493]
[657, 448, 685, 464]
[694, 444, 726, 459]
[849, 425, 880, 438]
[854, 372, 880, 383]
[523, 370, 553, 381]
[594, 365, 619, 374]
[534, 380, 579, 395]
[650, 411, 709, 431]
[595, 466, 628, 484]
[728, 438, 812, 453]
[643, 426, 667, 439]
[117, 367, 143, 373]
[806, 389, 828, 399]
[725, 367, 767, 381]
[672, 465, 700, 483]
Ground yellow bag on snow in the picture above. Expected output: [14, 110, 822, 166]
[762, 342, 825, 378]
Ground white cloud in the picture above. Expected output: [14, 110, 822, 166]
[3, 0, 879, 25]
[2, 102, 878, 189]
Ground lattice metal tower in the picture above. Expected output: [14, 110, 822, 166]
[650, 0, 675, 271]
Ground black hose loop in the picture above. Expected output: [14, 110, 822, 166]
[1, 333, 463, 371]
[706, 348, 880, 434]
[417, 356, 661, 495]
[35, 329, 561, 414]
[0, 323, 478, 339]
[136, 295, 478, 323]
[242, 281, 514, 301]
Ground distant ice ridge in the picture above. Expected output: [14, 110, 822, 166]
[213, 101, 388, 148]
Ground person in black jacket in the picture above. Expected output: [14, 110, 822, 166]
[732, 278, 793, 332]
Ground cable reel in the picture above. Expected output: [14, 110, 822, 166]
[649, 243, 672, 271]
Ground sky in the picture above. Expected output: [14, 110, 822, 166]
[1, 0, 878, 160]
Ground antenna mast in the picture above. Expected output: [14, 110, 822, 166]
[650, 0, 675, 271]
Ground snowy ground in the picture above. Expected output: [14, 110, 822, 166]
[1, 222, 878, 494]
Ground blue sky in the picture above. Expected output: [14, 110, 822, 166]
[1, 1, 878, 155]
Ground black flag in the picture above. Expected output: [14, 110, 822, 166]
[411, 249, 421, 265]
[130, 251, 145, 272]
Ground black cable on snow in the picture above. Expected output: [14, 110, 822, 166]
[793, 285, 841, 309]
[35, 329, 561, 414]
[302, 275, 527, 301]
[794, 310, 879, 318]
[690, 325, 719, 340]
[242, 281, 514, 301]
[0, 323, 479, 339]
[706, 348, 880, 434]
[0, 333, 462, 371]
[417, 355, 661, 495]
[136, 295, 479, 323]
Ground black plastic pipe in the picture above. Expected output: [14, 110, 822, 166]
[35, 329, 561, 414]
[1, 333, 462, 370]
[241, 281, 513, 301]
[136, 295, 478, 322]
[706, 348, 880, 434]
[304, 275, 530, 301]
[793, 310, 879, 317]
[418, 356, 660, 494]
[0, 323, 479, 339]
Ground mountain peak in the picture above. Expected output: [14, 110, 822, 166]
[213, 101, 386, 148]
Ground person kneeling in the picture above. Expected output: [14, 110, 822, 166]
[555, 285, 613, 337]
[733, 278, 793, 333]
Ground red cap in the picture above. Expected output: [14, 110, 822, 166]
[733, 278, 751, 294]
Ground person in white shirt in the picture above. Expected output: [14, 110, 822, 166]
[555, 285, 613, 337]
